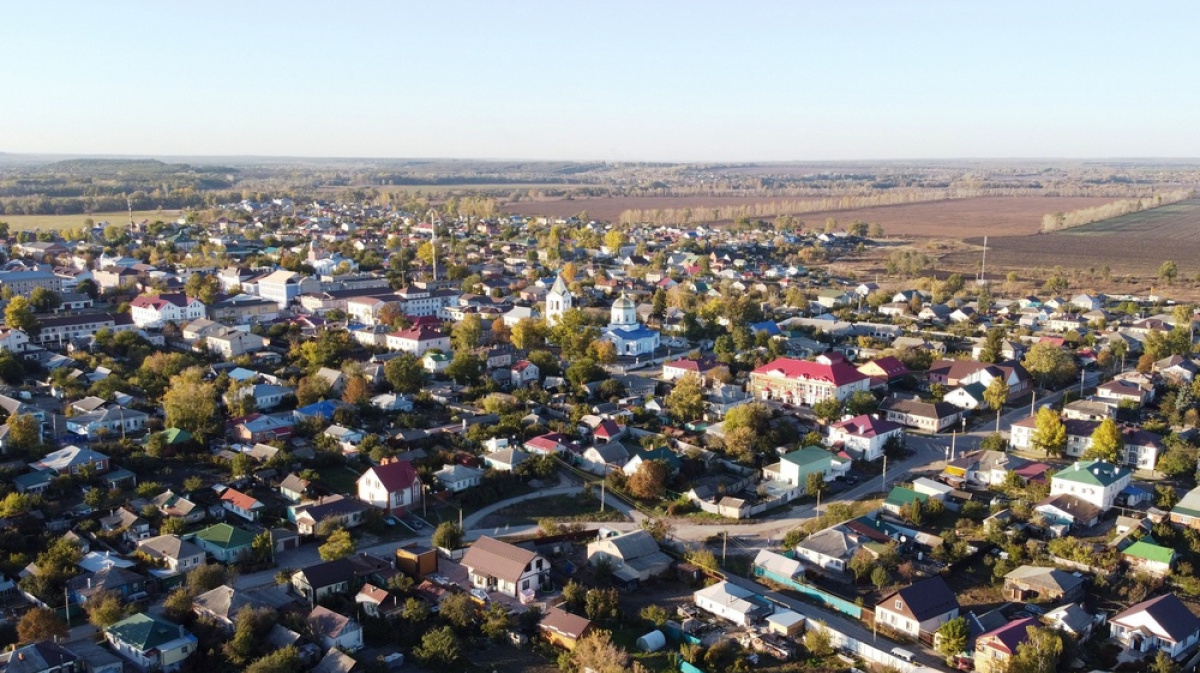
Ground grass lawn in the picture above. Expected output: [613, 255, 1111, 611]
[478, 493, 630, 527]
[2, 210, 182, 230]
[316, 465, 363, 495]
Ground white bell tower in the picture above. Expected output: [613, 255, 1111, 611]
[546, 273, 572, 326]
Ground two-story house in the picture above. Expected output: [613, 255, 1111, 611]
[219, 487, 265, 522]
[461, 536, 550, 602]
[827, 414, 902, 461]
[874, 576, 960, 638]
[355, 458, 423, 515]
[1050, 460, 1132, 512]
[130, 293, 207, 329]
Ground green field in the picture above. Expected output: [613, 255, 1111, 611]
[0, 210, 182, 231]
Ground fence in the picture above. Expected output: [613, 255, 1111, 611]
[680, 661, 706, 673]
[753, 567, 863, 619]
[805, 619, 920, 673]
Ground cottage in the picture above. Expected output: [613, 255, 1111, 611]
[105, 613, 197, 673]
[827, 414, 901, 461]
[1002, 565, 1086, 603]
[1110, 593, 1200, 660]
[308, 606, 364, 652]
[694, 581, 773, 627]
[586, 530, 671, 584]
[357, 458, 423, 515]
[540, 607, 594, 651]
[1050, 460, 1131, 512]
[194, 523, 256, 563]
[874, 576, 959, 638]
[974, 616, 1041, 673]
[461, 536, 549, 601]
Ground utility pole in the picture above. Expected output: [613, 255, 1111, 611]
[882, 454, 888, 489]
[722, 531, 728, 566]
[1080, 369, 1086, 397]
[950, 431, 957, 462]
[600, 480, 606, 512]
[1030, 391, 1037, 417]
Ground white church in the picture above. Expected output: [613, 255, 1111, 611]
[546, 274, 572, 326]
[602, 294, 660, 357]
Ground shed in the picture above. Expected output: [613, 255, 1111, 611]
[766, 610, 806, 637]
[636, 630, 666, 652]
[395, 544, 438, 578]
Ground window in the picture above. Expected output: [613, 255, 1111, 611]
[895, 600, 902, 610]
[523, 580, 530, 590]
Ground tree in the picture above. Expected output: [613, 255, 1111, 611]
[452, 313, 483, 351]
[341, 375, 371, 405]
[845, 390, 878, 416]
[86, 590, 130, 628]
[511, 317, 547, 351]
[640, 604, 670, 627]
[628, 459, 668, 500]
[812, 397, 844, 424]
[1150, 650, 1182, 673]
[481, 601, 512, 640]
[295, 375, 332, 406]
[185, 273, 220, 305]
[5, 413, 40, 453]
[1023, 342, 1078, 389]
[561, 580, 586, 611]
[251, 530, 274, 564]
[566, 358, 606, 389]
[163, 367, 219, 439]
[384, 353, 425, 394]
[1085, 417, 1124, 463]
[1156, 484, 1179, 509]
[437, 594, 476, 634]
[549, 308, 600, 361]
[936, 616, 969, 658]
[318, 527, 355, 561]
[1031, 407, 1067, 457]
[1007, 626, 1063, 673]
[804, 625, 833, 657]
[445, 351, 483, 386]
[17, 607, 68, 643]
[1159, 260, 1179, 285]
[1157, 440, 1199, 478]
[979, 327, 1006, 363]
[589, 339, 617, 364]
[805, 471, 827, 497]
[871, 565, 891, 589]
[584, 587, 620, 621]
[29, 287, 62, 312]
[723, 426, 758, 463]
[5, 296, 39, 335]
[162, 587, 196, 622]
[186, 563, 229, 593]
[665, 373, 705, 423]
[244, 646, 301, 673]
[433, 522, 463, 550]
[984, 376, 1010, 432]
[572, 630, 631, 673]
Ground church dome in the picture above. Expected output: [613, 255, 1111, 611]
[612, 294, 636, 311]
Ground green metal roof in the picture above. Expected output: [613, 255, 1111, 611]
[1123, 540, 1174, 565]
[106, 613, 186, 650]
[884, 486, 929, 508]
[1052, 460, 1129, 487]
[195, 523, 255, 549]
[781, 446, 838, 468]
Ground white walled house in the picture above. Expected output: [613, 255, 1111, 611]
[461, 536, 550, 601]
[1110, 594, 1200, 660]
[1050, 460, 1131, 512]
[874, 576, 960, 638]
[356, 458, 422, 515]
[385, 325, 451, 356]
[694, 581, 773, 627]
[130, 293, 207, 329]
[827, 414, 901, 461]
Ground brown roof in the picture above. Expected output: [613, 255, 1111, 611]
[461, 536, 536, 584]
[540, 606, 592, 640]
[877, 575, 959, 622]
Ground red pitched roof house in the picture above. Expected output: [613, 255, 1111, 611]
[749, 353, 871, 406]
[828, 414, 902, 461]
[220, 487, 265, 521]
[130, 293, 207, 329]
[356, 458, 422, 515]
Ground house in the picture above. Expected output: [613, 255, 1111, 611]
[279, 473, 311, 503]
[586, 530, 672, 584]
[433, 463, 484, 492]
[662, 355, 724, 384]
[192, 584, 300, 630]
[105, 613, 197, 673]
[874, 576, 959, 638]
[137, 535, 207, 574]
[482, 448, 530, 472]
[882, 486, 928, 516]
[1110, 593, 1200, 660]
[1097, 378, 1154, 407]
[31, 446, 109, 476]
[878, 397, 964, 433]
[294, 495, 369, 535]
[540, 607, 594, 651]
[510, 360, 540, 386]
[355, 583, 404, 619]
[694, 581, 773, 627]
[0, 642, 80, 673]
[384, 326, 451, 356]
[1123, 539, 1175, 576]
[794, 527, 862, 573]
[827, 414, 901, 461]
[461, 536, 550, 601]
[1050, 460, 1132, 512]
[152, 491, 205, 524]
[525, 432, 570, 456]
[763, 446, 850, 491]
[66, 405, 148, 440]
[308, 606, 364, 653]
[622, 447, 681, 477]
[258, 270, 307, 309]
[99, 507, 151, 542]
[356, 458, 423, 515]
[290, 553, 392, 604]
[193, 523, 256, 563]
[1003, 565, 1086, 603]
[130, 293, 206, 329]
[974, 616, 1041, 673]
[926, 359, 1032, 400]
[69, 566, 147, 605]
[220, 487, 265, 522]
[231, 413, 295, 443]
[580, 442, 630, 475]
[312, 651, 360, 673]
[1169, 485, 1200, 529]
[748, 353, 870, 405]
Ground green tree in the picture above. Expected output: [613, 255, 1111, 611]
[186, 563, 229, 593]
[1084, 417, 1124, 463]
[5, 413, 41, 453]
[984, 376, 1010, 432]
[1150, 650, 1182, 673]
[804, 626, 833, 657]
[162, 587, 196, 623]
[481, 601, 511, 640]
[439, 592, 476, 630]
[665, 373, 705, 423]
[978, 327, 1006, 363]
[29, 287, 62, 312]
[628, 459, 668, 500]
[86, 590, 131, 628]
[1157, 440, 1199, 478]
[805, 471, 827, 497]
[572, 630, 630, 673]
[549, 308, 600, 361]
[251, 531, 274, 564]
[451, 313, 483, 351]
[936, 616, 970, 658]
[584, 587, 620, 621]
[845, 390, 878, 416]
[1031, 407, 1067, 457]
[318, 528, 355, 561]
[385, 353, 426, 394]
[511, 317, 547, 351]
[433, 522, 463, 550]
[871, 565, 891, 589]
[812, 397, 844, 424]
[5, 296, 39, 335]
[445, 351, 483, 386]
[1023, 341, 1078, 389]
[1007, 626, 1063, 673]
[1159, 260, 1179, 285]
[244, 646, 301, 673]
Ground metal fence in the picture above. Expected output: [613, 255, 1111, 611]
[753, 566, 863, 619]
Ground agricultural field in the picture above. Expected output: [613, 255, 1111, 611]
[501, 195, 1113, 236]
[944, 199, 1200, 276]
[0, 210, 181, 230]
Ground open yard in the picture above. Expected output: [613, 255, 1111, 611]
[315, 465, 363, 495]
[943, 198, 1200, 276]
[476, 493, 629, 528]
[0, 209, 182, 230]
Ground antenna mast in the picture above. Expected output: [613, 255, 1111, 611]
[980, 235, 988, 282]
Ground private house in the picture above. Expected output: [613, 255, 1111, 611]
[525, 432, 570, 456]
[461, 536, 549, 601]
[1036, 494, 1101, 529]
[294, 495, 369, 535]
[1169, 486, 1200, 529]
[32, 446, 109, 476]
[1050, 460, 1131, 512]
[539, 607, 594, 651]
[874, 576, 960, 638]
[1123, 540, 1175, 576]
[290, 554, 393, 604]
[308, 606, 363, 653]
[585, 530, 672, 584]
[130, 293, 206, 329]
[662, 355, 724, 384]
[1002, 566, 1086, 603]
[356, 458, 423, 515]
[580, 442, 630, 475]
[926, 359, 1031, 400]
[882, 486, 928, 516]
[694, 581, 773, 627]
[356, 583, 404, 619]
[482, 448, 529, 472]
[763, 446, 850, 491]
[66, 406, 148, 440]
[1097, 378, 1154, 407]
[0, 642, 81, 673]
[384, 326, 450, 356]
[974, 616, 1041, 673]
[193, 523, 256, 563]
[219, 487, 265, 522]
[878, 397, 964, 433]
[856, 356, 910, 384]
[137, 535, 207, 574]
[1110, 593, 1200, 660]
[192, 585, 301, 631]
[69, 565, 147, 605]
[433, 463, 484, 492]
[748, 353, 870, 405]
[510, 360, 540, 386]
[280, 474, 311, 503]
[827, 414, 901, 461]
[105, 613, 197, 672]
[151, 491, 204, 524]
[99, 507, 151, 542]
[794, 527, 862, 573]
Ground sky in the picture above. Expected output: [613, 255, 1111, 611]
[3, 1, 1199, 162]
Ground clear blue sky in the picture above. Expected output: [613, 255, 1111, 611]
[4, 1, 1198, 161]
